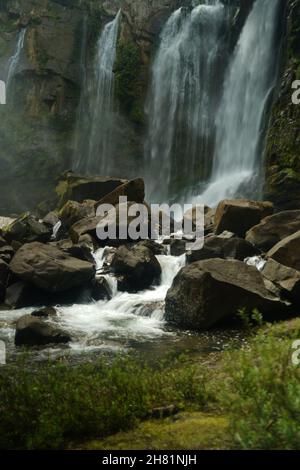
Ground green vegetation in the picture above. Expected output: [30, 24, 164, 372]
[0, 356, 207, 450]
[2, 319, 300, 450]
[222, 322, 300, 449]
[82, 412, 230, 450]
[115, 41, 144, 124]
[236, 307, 264, 329]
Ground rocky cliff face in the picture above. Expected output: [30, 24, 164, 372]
[265, 0, 300, 210]
[0, 0, 185, 214]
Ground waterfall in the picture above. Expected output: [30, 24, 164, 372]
[73, 10, 121, 175]
[144, 1, 228, 203]
[6, 28, 27, 94]
[197, 0, 281, 207]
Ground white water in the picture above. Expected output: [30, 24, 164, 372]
[144, 1, 227, 202]
[74, 11, 121, 174]
[0, 248, 186, 357]
[196, 0, 281, 207]
[6, 28, 27, 93]
[245, 255, 266, 272]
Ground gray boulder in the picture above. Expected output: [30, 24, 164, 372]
[246, 210, 300, 251]
[262, 258, 300, 305]
[165, 258, 288, 330]
[57, 172, 126, 207]
[10, 242, 95, 293]
[187, 235, 260, 264]
[4, 281, 48, 309]
[214, 199, 274, 237]
[15, 314, 70, 346]
[111, 244, 161, 292]
[267, 230, 300, 272]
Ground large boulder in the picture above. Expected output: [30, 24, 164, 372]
[10, 242, 95, 293]
[267, 230, 300, 272]
[0, 259, 9, 302]
[262, 259, 300, 305]
[246, 210, 300, 251]
[187, 235, 260, 264]
[111, 244, 161, 292]
[1, 213, 52, 245]
[214, 200, 274, 237]
[94, 178, 145, 209]
[56, 172, 127, 207]
[4, 281, 48, 309]
[165, 258, 288, 330]
[15, 314, 70, 346]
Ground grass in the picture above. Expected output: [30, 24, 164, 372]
[80, 412, 229, 450]
[2, 318, 300, 450]
[0, 355, 208, 450]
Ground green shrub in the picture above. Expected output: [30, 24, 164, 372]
[222, 331, 300, 449]
[236, 307, 264, 329]
[0, 355, 207, 450]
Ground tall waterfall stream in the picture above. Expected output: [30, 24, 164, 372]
[145, 0, 281, 205]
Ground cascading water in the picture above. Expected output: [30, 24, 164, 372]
[73, 11, 121, 174]
[6, 28, 27, 95]
[144, 1, 229, 202]
[0, 247, 186, 358]
[56, 250, 186, 349]
[196, 0, 281, 207]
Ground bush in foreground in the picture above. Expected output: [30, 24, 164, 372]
[223, 324, 300, 449]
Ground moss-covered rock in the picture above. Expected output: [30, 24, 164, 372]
[115, 40, 144, 124]
[265, 0, 300, 210]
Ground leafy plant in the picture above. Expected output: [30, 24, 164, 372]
[222, 331, 300, 449]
